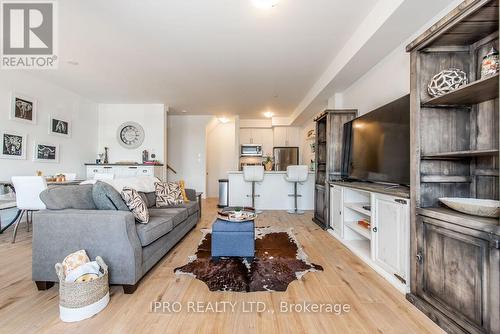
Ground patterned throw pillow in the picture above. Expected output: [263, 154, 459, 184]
[178, 180, 190, 202]
[121, 187, 149, 223]
[155, 181, 184, 207]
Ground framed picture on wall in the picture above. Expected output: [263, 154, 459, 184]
[49, 115, 71, 137]
[10, 92, 37, 124]
[33, 142, 59, 163]
[1, 131, 27, 160]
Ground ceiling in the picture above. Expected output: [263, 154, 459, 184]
[29, 0, 379, 118]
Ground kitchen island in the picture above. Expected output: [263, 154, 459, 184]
[227, 171, 315, 210]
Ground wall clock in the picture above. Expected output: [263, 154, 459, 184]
[116, 122, 145, 149]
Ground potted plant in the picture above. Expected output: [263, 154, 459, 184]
[263, 154, 273, 171]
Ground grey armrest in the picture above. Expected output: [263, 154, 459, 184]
[185, 189, 197, 201]
[32, 209, 142, 285]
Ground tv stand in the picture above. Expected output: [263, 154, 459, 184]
[328, 181, 410, 293]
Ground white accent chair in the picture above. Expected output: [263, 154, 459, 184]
[243, 166, 264, 212]
[10, 176, 47, 243]
[285, 165, 309, 214]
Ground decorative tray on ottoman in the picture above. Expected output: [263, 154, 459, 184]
[217, 207, 256, 222]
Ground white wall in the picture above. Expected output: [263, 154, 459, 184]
[97, 104, 166, 164]
[0, 71, 98, 181]
[206, 118, 238, 198]
[339, 44, 410, 115]
[167, 115, 212, 196]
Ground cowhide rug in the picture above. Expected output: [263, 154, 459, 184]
[174, 227, 323, 292]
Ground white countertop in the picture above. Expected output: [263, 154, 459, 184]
[228, 171, 315, 174]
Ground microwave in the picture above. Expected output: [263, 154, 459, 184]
[240, 144, 263, 157]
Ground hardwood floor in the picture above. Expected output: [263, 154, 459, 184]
[0, 198, 443, 334]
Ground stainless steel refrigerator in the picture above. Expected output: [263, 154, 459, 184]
[273, 147, 299, 171]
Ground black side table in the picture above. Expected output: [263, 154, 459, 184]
[196, 192, 203, 218]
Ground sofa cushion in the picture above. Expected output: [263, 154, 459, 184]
[149, 207, 189, 227]
[40, 184, 97, 210]
[121, 187, 149, 223]
[159, 201, 199, 216]
[92, 181, 129, 211]
[135, 216, 174, 246]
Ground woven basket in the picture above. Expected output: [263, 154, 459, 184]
[55, 256, 110, 322]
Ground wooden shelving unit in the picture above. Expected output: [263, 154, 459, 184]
[407, 1, 499, 333]
[422, 73, 498, 106]
[313, 110, 357, 229]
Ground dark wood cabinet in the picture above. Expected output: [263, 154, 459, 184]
[411, 213, 499, 334]
[407, 1, 500, 333]
[312, 110, 356, 229]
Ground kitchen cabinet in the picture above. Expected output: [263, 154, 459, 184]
[372, 193, 409, 284]
[329, 185, 343, 236]
[273, 127, 300, 147]
[239, 129, 253, 145]
[239, 128, 273, 155]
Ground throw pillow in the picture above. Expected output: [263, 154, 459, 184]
[121, 187, 149, 223]
[178, 180, 190, 202]
[92, 181, 129, 211]
[155, 181, 183, 207]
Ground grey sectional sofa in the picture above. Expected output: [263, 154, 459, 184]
[32, 184, 199, 294]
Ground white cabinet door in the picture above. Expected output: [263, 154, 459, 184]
[261, 129, 274, 155]
[240, 129, 252, 144]
[372, 194, 409, 283]
[330, 185, 343, 236]
[286, 127, 300, 147]
[273, 127, 287, 147]
[251, 129, 263, 145]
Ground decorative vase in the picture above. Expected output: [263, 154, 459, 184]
[481, 47, 499, 78]
[427, 68, 468, 97]
[264, 161, 273, 171]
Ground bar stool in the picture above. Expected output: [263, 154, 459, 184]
[285, 165, 309, 214]
[243, 166, 264, 212]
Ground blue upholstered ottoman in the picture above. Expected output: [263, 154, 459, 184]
[211, 219, 255, 259]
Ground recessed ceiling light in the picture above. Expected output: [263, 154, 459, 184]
[263, 111, 274, 118]
[218, 117, 230, 124]
[182, 110, 187, 113]
[252, 0, 279, 10]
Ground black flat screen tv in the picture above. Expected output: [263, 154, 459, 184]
[341, 95, 410, 185]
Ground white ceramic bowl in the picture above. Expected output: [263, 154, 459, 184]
[439, 197, 500, 218]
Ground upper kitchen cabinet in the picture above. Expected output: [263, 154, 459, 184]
[239, 128, 273, 155]
[273, 127, 300, 147]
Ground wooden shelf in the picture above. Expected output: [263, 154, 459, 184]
[345, 221, 371, 239]
[343, 239, 371, 260]
[422, 74, 499, 107]
[344, 202, 371, 216]
[418, 207, 499, 235]
[422, 149, 499, 160]
[421, 175, 472, 183]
